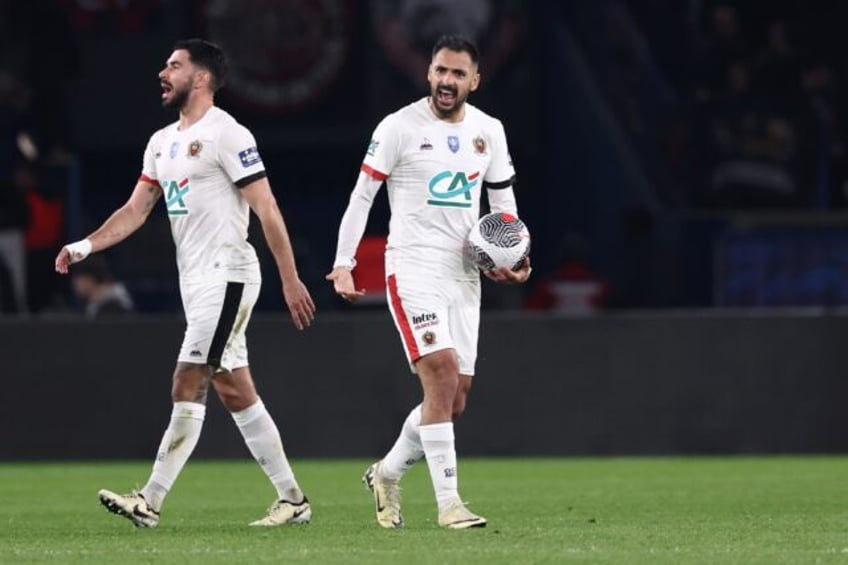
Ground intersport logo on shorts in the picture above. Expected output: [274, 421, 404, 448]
[412, 312, 438, 329]
[427, 170, 479, 208]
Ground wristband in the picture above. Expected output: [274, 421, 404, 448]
[66, 239, 92, 263]
[333, 257, 357, 271]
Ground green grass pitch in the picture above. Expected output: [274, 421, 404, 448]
[2, 457, 847, 563]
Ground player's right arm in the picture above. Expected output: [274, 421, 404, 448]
[55, 179, 162, 274]
[326, 114, 400, 303]
[325, 172, 384, 302]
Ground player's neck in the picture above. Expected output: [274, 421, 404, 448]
[427, 97, 465, 123]
[178, 96, 214, 130]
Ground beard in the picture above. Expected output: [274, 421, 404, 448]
[162, 84, 190, 110]
[429, 84, 467, 119]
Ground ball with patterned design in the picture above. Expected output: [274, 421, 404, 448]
[465, 212, 531, 271]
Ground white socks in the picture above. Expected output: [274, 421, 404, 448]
[381, 404, 424, 481]
[382, 408, 461, 511]
[231, 398, 301, 501]
[141, 401, 206, 511]
[420, 422, 459, 509]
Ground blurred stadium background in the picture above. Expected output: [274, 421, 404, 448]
[2, 0, 848, 455]
[5, 1, 848, 562]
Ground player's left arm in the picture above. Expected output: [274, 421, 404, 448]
[218, 122, 314, 329]
[483, 120, 530, 285]
[483, 120, 518, 215]
[241, 176, 315, 330]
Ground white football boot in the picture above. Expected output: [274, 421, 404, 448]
[438, 498, 487, 529]
[98, 489, 160, 528]
[249, 496, 311, 526]
[363, 461, 403, 528]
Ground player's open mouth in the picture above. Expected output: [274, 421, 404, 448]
[161, 82, 172, 96]
[436, 87, 456, 105]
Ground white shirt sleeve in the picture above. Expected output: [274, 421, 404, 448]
[333, 171, 384, 269]
[483, 119, 516, 186]
[140, 132, 160, 185]
[333, 113, 401, 268]
[217, 122, 267, 187]
[487, 186, 518, 215]
[360, 114, 402, 181]
[483, 119, 518, 215]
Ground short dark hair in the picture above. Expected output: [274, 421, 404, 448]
[431, 35, 479, 65]
[173, 38, 228, 91]
[72, 255, 113, 284]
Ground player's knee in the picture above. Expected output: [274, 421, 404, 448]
[171, 365, 210, 403]
[426, 354, 460, 383]
[215, 384, 251, 412]
[171, 381, 207, 403]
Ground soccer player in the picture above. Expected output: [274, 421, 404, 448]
[326, 34, 531, 529]
[55, 39, 315, 528]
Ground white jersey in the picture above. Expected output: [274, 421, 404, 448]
[140, 106, 266, 283]
[362, 97, 515, 279]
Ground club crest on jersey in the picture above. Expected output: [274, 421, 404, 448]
[238, 146, 261, 167]
[447, 135, 460, 153]
[163, 177, 190, 216]
[426, 170, 479, 208]
[473, 136, 487, 155]
[169, 141, 179, 159]
[187, 140, 203, 158]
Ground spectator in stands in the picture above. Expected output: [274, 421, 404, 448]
[692, 3, 750, 105]
[753, 18, 802, 109]
[703, 59, 802, 207]
[70, 254, 134, 318]
[0, 139, 31, 315]
[20, 157, 66, 313]
[0, 1, 79, 162]
[369, 0, 525, 114]
[610, 207, 681, 308]
[525, 234, 609, 314]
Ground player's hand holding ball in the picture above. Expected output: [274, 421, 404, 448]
[466, 212, 532, 285]
[484, 256, 531, 285]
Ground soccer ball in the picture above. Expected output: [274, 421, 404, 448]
[465, 212, 531, 271]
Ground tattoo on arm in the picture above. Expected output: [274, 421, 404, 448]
[142, 188, 162, 215]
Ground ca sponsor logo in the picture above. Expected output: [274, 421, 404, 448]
[163, 178, 190, 216]
[427, 170, 479, 208]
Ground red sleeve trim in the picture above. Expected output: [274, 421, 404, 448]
[139, 174, 160, 188]
[361, 163, 388, 181]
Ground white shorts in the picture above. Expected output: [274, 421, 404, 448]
[178, 280, 260, 371]
[386, 270, 481, 375]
